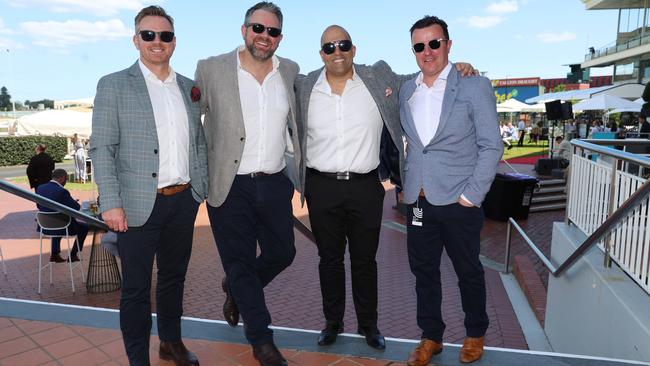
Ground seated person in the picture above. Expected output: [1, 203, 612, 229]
[553, 136, 572, 163]
[36, 168, 88, 263]
[501, 123, 515, 149]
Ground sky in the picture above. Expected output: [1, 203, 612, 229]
[0, 0, 620, 102]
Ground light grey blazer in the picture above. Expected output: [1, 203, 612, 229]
[90, 61, 209, 227]
[295, 61, 406, 201]
[194, 48, 302, 208]
[399, 66, 503, 207]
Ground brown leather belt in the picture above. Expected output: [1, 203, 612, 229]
[419, 188, 426, 198]
[157, 183, 190, 196]
[308, 168, 377, 181]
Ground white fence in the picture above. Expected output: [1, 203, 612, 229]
[567, 154, 650, 294]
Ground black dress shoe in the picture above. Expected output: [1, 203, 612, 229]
[159, 340, 200, 366]
[49, 254, 66, 263]
[222, 277, 239, 327]
[317, 322, 343, 346]
[252, 342, 287, 366]
[358, 326, 386, 350]
[67, 254, 80, 262]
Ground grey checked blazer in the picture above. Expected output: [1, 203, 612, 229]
[194, 48, 302, 208]
[295, 61, 406, 201]
[90, 61, 209, 227]
[399, 66, 503, 207]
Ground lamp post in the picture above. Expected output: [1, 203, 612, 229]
[5, 48, 16, 118]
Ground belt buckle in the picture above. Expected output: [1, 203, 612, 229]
[336, 172, 350, 180]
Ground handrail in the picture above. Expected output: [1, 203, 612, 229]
[505, 178, 650, 276]
[0, 180, 109, 230]
[571, 139, 650, 167]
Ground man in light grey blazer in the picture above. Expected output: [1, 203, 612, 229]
[400, 16, 502, 366]
[194, 2, 300, 365]
[90, 6, 207, 366]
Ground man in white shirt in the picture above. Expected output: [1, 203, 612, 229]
[399, 15, 502, 365]
[194, 2, 301, 365]
[90, 6, 208, 366]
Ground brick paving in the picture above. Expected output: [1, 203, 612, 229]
[0, 167, 546, 351]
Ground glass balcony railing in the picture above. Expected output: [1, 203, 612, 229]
[585, 33, 650, 61]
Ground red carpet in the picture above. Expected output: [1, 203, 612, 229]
[504, 154, 546, 165]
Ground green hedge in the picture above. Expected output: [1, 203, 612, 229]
[0, 136, 67, 166]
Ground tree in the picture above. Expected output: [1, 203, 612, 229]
[0, 86, 12, 111]
[551, 84, 567, 93]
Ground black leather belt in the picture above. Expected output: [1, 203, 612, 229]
[241, 172, 274, 178]
[308, 168, 377, 181]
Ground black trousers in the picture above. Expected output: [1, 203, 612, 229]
[117, 189, 199, 366]
[51, 219, 88, 256]
[406, 198, 489, 342]
[207, 173, 296, 346]
[305, 169, 384, 329]
[518, 130, 526, 146]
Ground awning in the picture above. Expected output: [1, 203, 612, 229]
[525, 83, 644, 103]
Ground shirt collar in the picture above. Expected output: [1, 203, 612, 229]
[314, 65, 359, 95]
[138, 59, 176, 83]
[50, 179, 63, 188]
[415, 62, 452, 87]
[236, 44, 280, 72]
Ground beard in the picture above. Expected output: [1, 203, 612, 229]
[246, 39, 276, 61]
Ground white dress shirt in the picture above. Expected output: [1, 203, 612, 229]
[139, 60, 190, 189]
[408, 62, 473, 205]
[408, 62, 452, 146]
[236, 46, 290, 174]
[306, 67, 383, 173]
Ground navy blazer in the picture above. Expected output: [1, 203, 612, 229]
[36, 181, 80, 212]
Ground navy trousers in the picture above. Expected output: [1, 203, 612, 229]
[207, 173, 296, 346]
[406, 198, 489, 342]
[51, 219, 88, 256]
[117, 189, 199, 366]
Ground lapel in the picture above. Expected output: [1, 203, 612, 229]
[431, 66, 459, 145]
[127, 61, 158, 141]
[400, 79, 424, 148]
[225, 49, 245, 132]
[176, 75, 197, 151]
[355, 64, 389, 125]
[302, 68, 322, 129]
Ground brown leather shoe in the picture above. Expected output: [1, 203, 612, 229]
[407, 338, 443, 366]
[459, 336, 485, 363]
[222, 277, 239, 327]
[252, 342, 287, 366]
[159, 340, 199, 366]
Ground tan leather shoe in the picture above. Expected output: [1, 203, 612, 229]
[407, 338, 443, 366]
[459, 336, 485, 363]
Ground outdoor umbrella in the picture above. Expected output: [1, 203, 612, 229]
[496, 98, 531, 112]
[572, 94, 642, 111]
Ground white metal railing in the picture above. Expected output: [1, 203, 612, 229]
[567, 140, 650, 294]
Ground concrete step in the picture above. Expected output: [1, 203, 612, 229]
[537, 186, 566, 194]
[530, 203, 566, 212]
[538, 178, 566, 186]
[532, 194, 567, 203]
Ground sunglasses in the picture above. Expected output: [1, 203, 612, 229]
[412, 38, 448, 53]
[248, 23, 282, 38]
[321, 40, 353, 55]
[138, 30, 175, 43]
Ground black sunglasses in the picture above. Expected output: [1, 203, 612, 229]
[138, 30, 175, 43]
[321, 40, 353, 55]
[248, 23, 282, 38]
[412, 38, 448, 53]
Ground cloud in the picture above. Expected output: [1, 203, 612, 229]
[7, 0, 153, 17]
[537, 31, 577, 43]
[0, 18, 14, 35]
[464, 15, 505, 28]
[0, 37, 26, 50]
[486, 0, 519, 14]
[20, 19, 133, 48]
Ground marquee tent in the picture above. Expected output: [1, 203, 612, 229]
[9, 110, 92, 138]
[572, 94, 642, 111]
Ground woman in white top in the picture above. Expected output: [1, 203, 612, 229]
[72, 133, 87, 183]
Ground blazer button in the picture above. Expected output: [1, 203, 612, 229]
[154, 149, 158, 154]
[423, 150, 428, 154]
[240, 137, 245, 141]
[234, 160, 238, 164]
[152, 173, 157, 178]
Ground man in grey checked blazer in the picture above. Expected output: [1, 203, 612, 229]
[90, 6, 207, 366]
[194, 2, 300, 365]
[400, 16, 502, 366]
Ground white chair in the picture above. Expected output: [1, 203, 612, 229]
[0, 244, 6, 277]
[36, 211, 85, 293]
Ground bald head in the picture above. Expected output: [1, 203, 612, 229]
[320, 25, 351, 46]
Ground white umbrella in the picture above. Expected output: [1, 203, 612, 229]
[520, 102, 547, 113]
[572, 94, 642, 111]
[496, 98, 531, 112]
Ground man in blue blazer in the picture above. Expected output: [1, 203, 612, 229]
[36, 168, 88, 263]
[90, 6, 208, 366]
[399, 16, 503, 365]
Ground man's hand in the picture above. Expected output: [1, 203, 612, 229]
[458, 195, 474, 207]
[455, 62, 479, 77]
[103, 207, 128, 232]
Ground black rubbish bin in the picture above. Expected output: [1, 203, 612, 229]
[483, 173, 538, 221]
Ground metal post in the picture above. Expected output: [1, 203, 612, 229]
[504, 219, 512, 274]
[604, 158, 620, 268]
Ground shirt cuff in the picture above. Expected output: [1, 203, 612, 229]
[460, 194, 474, 206]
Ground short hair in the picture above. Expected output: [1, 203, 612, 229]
[52, 168, 68, 180]
[134, 6, 174, 32]
[36, 144, 47, 152]
[555, 136, 564, 142]
[244, 2, 283, 28]
[410, 15, 450, 39]
[320, 25, 352, 46]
